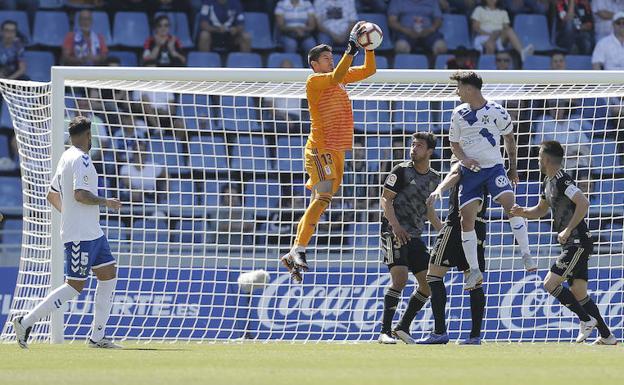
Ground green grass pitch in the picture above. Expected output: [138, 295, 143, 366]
[0, 342, 622, 385]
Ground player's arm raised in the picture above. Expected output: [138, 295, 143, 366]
[558, 188, 590, 245]
[427, 162, 461, 205]
[510, 198, 550, 220]
[381, 187, 410, 246]
[502, 132, 518, 185]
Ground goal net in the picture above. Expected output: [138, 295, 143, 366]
[1, 67, 622, 343]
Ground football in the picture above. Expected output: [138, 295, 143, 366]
[357, 22, 383, 51]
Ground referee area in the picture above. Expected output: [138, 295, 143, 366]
[0, 342, 621, 385]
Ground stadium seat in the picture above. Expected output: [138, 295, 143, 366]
[267, 53, 303, 68]
[365, 136, 392, 171]
[478, 54, 497, 70]
[487, 221, 514, 246]
[131, 219, 169, 243]
[441, 14, 471, 50]
[522, 55, 551, 70]
[23, 51, 54, 82]
[565, 55, 592, 70]
[354, 223, 380, 248]
[188, 135, 228, 170]
[351, 53, 388, 69]
[32, 11, 70, 47]
[0, 135, 9, 158]
[591, 179, 624, 207]
[225, 52, 262, 68]
[1, 218, 22, 246]
[0, 11, 30, 44]
[187, 51, 221, 67]
[0, 176, 22, 212]
[108, 50, 138, 66]
[38, 0, 64, 8]
[513, 14, 553, 51]
[102, 219, 129, 240]
[156, 136, 186, 168]
[393, 54, 428, 69]
[166, 179, 198, 217]
[434, 54, 453, 69]
[0, 103, 12, 129]
[231, 134, 274, 172]
[358, 13, 394, 51]
[514, 181, 541, 207]
[201, 180, 220, 208]
[276, 136, 305, 172]
[527, 221, 552, 245]
[244, 179, 280, 210]
[113, 12, 150, 48]
[74, 10, 112, 45]
[219, 96, 260, 131]
[172, 220, 205, 244]
[353, 100, 392, 133]
[243, 12, 275, 50]
[155, 12, 193, 48]
[590, 140, 623, 176]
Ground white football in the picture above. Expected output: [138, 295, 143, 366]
[357, 22, 383, 51]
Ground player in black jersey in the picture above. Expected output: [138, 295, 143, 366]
[512, 140, 617, 345]
[379, 132, 443, 344]
[416, 161, 487, 345]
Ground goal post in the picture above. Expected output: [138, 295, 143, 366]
[1, 66, 623, 343]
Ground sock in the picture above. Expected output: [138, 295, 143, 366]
[461, 230, 479, 270]
[579, 296, 611, 338]
[509, 216, 530, 255]
[90, 278, 117, 342]
[381, 288, 401, 334]
[294, 194, 331, 247]
[469, 287, 485, 338]
[22, 283, 80, 329]
[427, 275, 447, 335]
[396, 290, 429, 332]
[550, 285, 590, 322]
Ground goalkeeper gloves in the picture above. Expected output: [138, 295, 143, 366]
[346, 21, 365, 56]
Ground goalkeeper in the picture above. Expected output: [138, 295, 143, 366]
[281, 21, 376, 283]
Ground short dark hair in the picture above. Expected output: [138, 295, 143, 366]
[540, 140, 564, 164]
[1, 20, 17, 30]
[450, 70, 483, 90]
[68, 116, 91, 136]
[412, 132, 436, 150]
[308, 44, 332, 68]
[153, 14, 169, 29]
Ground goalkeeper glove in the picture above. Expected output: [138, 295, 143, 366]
[346, 21, 365, 56]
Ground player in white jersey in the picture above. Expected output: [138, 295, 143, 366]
[12, 116, 123, 349]
[448, 71, 536, 290]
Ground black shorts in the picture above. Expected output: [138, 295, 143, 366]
[550, 243, 592, 284]
[429, 224, 485, 272]
[381, 232, 429, 274]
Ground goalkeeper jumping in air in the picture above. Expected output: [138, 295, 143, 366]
[281, 21, 376, 283]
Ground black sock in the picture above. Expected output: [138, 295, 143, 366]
[427, 275, 447, 335]
[551, 285, 590, 322]
[381, 288, 401, 334]
[469, 287, 485, 338]
[579, 296, 611, 338]
[396, 290, 429, 332]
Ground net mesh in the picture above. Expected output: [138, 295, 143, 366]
[1, 71, 622, 342]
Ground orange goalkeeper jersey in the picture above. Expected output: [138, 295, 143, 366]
[306, 50, 376, 151]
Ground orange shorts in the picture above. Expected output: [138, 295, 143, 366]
[304, 148, 345, 194]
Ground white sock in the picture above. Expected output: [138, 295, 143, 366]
[22, 283, 80, 329]
[461, 230, 479, 270]
[90, 278, 117, 342]
[509, 216, 531, 255]
[291, 245, 305, 255]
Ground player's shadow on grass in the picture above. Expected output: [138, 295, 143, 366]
[122, 347, 189, 351]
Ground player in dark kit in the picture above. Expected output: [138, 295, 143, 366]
[511, 140, 617, 345]
[378, 132, 443, 344]
[417, 161, 487, 345]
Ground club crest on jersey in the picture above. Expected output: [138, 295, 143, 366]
[83, 175, 89, 185]
[324, 165, 332, 175]
[495, 175, 508, 188]
[385, 174, 397, 187]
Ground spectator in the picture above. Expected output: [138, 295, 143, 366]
[502, 0, 550, 15]
[356, 0, 388, 12]
[388, 0, 447, 55]
[592, 0, 624, 41]
[495, 50, 514, 70]
[439, 0, 477, 14]
[0, 20, 26, 80]
[61, 10, 108, 66]
[592, 11, 624, 70]
[66, 0, 106, 8]
[315, 0, 358, 48]
[216, 183, 254, 244]
[275, 0, 317, 53]
[445, 45, 477, 69]
[0, 133, 17, 171]
[551, 51, 567, 70]
[113, 113, 148, 163]
[143, 15, 186, 66]
[261, 59, 302, 132]
[197, 0, 251, 53]
[531, 99, 592, 180]
[119, 142, 165, 203]
[554, 0, 594, 55]
[70, 92, 111, 161]
[471, 0, 533, 61]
